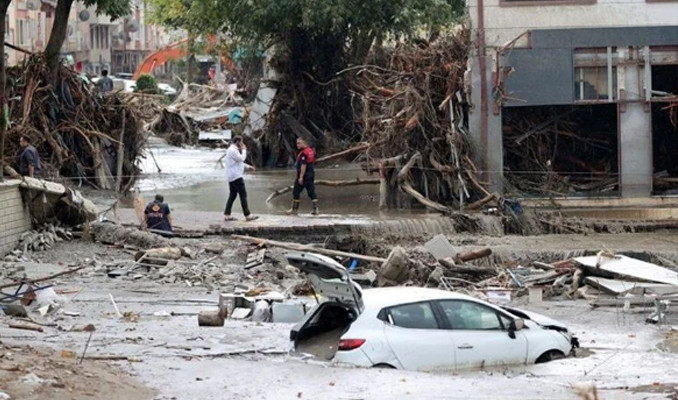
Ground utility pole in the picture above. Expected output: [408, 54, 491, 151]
[214, 32, 222, 86]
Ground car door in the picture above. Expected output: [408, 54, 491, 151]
[437, 300, 528, 370]
[381, 301, 455, 371]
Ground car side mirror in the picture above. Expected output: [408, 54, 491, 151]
[508, 318, 525, 339]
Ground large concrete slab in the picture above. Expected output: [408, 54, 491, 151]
[575, 255, 678, 286]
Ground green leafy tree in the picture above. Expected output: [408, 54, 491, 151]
[134, 74, 160, 94]
[45, 0, 131, 83]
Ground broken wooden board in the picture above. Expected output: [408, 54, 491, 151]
[585, 277, 678, 296]
[575, 255, 678, 286]
[245, 249, 267, 270]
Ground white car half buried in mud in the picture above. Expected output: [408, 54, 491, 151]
[286, 252, 578, 371]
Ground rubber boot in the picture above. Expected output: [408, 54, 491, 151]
[311, 200, 319, 216]
[285, 200, 300, 215]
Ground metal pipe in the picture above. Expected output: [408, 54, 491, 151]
[607, 46, 615, 103]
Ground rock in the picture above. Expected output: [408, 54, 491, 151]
[181, 247, 198, 259]
[0, 391, 11, 400]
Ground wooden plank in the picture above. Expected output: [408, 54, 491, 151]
[575, 255, 678, 286]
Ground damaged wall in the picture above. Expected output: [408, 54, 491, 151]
[0, 183, 31, 257]
[467, 0, 678, 200]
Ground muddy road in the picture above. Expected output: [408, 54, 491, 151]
[2, 231, 678, 399]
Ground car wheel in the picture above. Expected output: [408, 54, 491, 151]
[372, 363, 396, 369]
[536, 350, 565, 364]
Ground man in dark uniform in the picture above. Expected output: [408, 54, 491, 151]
[144, 194, 173, 236]
[286, 138, 319, 215]
[18, 135, 42, 178]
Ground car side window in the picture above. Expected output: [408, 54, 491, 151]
[438, 300, 504, 330]
[385, 302, 439, 329]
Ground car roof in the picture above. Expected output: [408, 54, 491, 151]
[361, 287, 478, 309]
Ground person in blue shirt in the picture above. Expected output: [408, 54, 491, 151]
[18, 135, 42, 178]
[144, 194, 173, 235]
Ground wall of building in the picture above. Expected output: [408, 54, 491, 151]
[0, 184, 32, 257]
[467, 0, 678, 199]
[468, 0, 678, 47]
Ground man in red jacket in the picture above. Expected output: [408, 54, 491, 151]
[286, 138, 319, 215]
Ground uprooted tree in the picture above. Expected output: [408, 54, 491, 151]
[148, 0, 482, 211]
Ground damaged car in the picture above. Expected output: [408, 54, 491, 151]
[287, 251, 577, 371]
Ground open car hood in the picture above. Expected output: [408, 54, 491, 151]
[285, 252, 364, 312]
[501, 306, 569, 332]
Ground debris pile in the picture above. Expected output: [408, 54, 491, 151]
[348, 32, 487, 212]
[16, 224, 74, 254]
[148, 83, 246, 146]
[502, 105, 618, 196]
[2, 55, 145, 190]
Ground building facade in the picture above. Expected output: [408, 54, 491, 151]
[468, 0, 678, 205]
[5, 0, 55, 66]
[4, 0, 175, 77]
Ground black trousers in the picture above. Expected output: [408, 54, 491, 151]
[293, 172, 317, 200]
[224, 178, 251, 216]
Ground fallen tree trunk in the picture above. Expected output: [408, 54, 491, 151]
[232, 235, 386, 263]
[89, 222, 169, 249]
[266, 178, 380, 203]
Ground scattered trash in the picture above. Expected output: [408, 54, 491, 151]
[61, 349, 76, 359]
[153, 310, 172, 318]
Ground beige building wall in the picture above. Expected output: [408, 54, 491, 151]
[0, 183, 32, 257]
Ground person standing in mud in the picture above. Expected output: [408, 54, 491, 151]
[286, 138, 319, 215]
[223, 136, 258, 221]
[18, 135, 42, 178]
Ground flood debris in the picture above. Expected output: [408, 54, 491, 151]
[232, 234, 387, 264]
[8, 321, 43, 332]
[503, 105, 618, 197]
[1, 55, 144, 190]
[148, 83, 246, 146]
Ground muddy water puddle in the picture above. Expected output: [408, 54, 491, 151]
[126, 142, 425, 217]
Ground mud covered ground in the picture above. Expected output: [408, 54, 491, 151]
[2, 231, 678, 399]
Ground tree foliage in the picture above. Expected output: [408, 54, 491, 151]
[135, 74, 160, 93]
[45, 0, 131, 82]
[147, 0, 466, 164]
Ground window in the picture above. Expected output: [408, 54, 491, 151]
[438, 300, 507, 330]
[17, 19, 28, 45]
[574, 48, 618, 101]
[383, 302, 438, 329]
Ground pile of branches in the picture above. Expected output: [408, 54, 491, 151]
[148, 83, 245, 146]
[502, 105, 619, 196]
[347, 31, 490, 212]
[2, 55, 144, 190]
